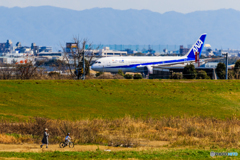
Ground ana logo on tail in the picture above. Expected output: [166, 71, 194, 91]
[187, 33, 207, 59]
[193, 39, 203, 53]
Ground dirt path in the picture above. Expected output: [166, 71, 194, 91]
[0, 141, 169, 153]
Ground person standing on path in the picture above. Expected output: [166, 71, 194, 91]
[40, 128, 49, 148]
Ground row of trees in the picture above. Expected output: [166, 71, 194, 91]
[182, 64, 210, 79]
[174, 59, 240, 80]
[216, 60, 240, 79]
[0, 61, 46, 80]
[171, 64, 210, 79]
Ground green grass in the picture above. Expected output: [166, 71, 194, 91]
[0, 149, 239, 159]
[0, 80, 240, 120]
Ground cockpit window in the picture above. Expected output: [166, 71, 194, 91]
[95, 61, 101, 64]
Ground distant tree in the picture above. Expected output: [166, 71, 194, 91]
[84, 59, 90, 75]
[216, 62, 226, 79]
[124, 74, 133, 79]
[62, 37, 98, 79]
[133, 74, 143, 79]
[0, 63, 16, 80]
[234, 60, 240, 79]
[197, 70, 209, 79]
[117, 69, 124, 77]
[16, 60, 44, 79]
[183, 64, 197, 79]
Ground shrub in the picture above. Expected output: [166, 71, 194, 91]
[234, 60, 240, 79]
[124, 74, 133, 79]
[113, 74, 124, 79]
[96, 72, 103, 77]
[197, 70, 209, 79]
[228, 70, 235, 79]
[48, 71, 60, 77]
[1, 116, 240, 148]
[234, 60, 240, 72]
[0, 134, 18, 144]
[171, 72, 182, 79]
[216, 62, 226, 79]
[117, 70, 124, 77]
[183, 64, 197, 79]
[133, 74, 142, 79]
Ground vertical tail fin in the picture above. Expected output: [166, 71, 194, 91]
[185, 33, 207, 59]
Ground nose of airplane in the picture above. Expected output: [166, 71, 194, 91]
[91, 64, 99, 71]
[91, 64, 96, 69]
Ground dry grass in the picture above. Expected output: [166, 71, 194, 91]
[0, 134, 34, 144]
[0, 134, 18, 144]
[1, 116, 240, 148]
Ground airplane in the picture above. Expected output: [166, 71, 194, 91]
[91, 33, 207, 75]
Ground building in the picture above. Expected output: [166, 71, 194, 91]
[16, 42, 21, 48]
[0, 57, 35, 64]
[0, 40, 13, 54]
[95, 47, 127, 57]
[122, 49, 134, 54]
[213, 49, 223, 57]
[39, 46, 52, 53]
[37, 52, 62, 57]
[85, 47, 127, 57]
[66, 43, 78, 53]
[179, 45, 190, 56]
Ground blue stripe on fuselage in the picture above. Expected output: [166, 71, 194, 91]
[106, 58, 194, 68]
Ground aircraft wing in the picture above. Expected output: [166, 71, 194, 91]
[200, 57, 224, 62]
[153, 57, 225, 67]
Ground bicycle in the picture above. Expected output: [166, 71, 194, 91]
[59, 140, 74, 148]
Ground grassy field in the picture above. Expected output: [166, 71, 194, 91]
[0, 149, 239, 160]
[0, 80, 240, 121]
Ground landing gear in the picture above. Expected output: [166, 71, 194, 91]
[142, 67, 149, 78]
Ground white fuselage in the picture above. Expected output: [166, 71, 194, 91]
[91, 33, 207, 74]
[91, 56, 194, 73]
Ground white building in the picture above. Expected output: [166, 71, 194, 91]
[0, 56, 35, 64]
[87, 47, 127, 57]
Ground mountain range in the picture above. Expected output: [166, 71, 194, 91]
[0, 6, 239, 50]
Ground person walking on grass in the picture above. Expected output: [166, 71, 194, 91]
[40, 128, 49, 148]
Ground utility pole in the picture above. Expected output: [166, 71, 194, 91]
[222, 52, 228, 80]
[82, 49, 85, 80]
[225, 52, 228, 80]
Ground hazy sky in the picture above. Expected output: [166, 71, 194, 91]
[0, 0, 239, 13]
